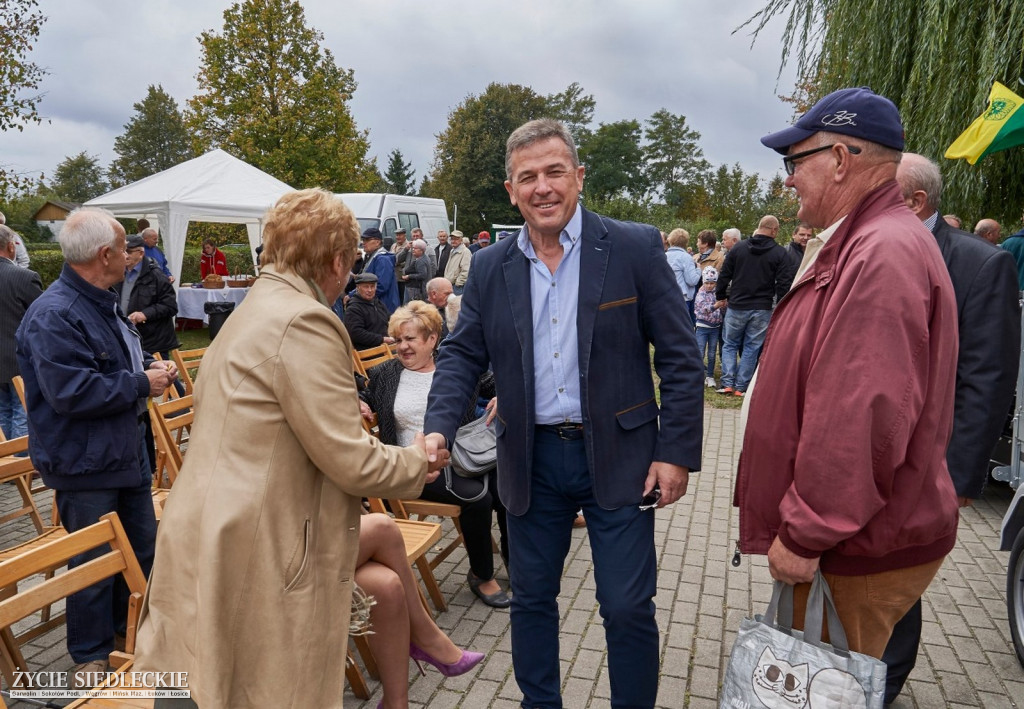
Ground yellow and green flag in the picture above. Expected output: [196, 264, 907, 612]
[946, 82, 1024, 164]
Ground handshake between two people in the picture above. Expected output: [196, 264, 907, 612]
[145, 360, 179, 398]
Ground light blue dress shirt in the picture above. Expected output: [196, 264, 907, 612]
[517, 206, 584, 425]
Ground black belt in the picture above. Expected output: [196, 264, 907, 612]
[536, 422, 584, 440]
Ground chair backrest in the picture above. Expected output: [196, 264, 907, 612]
[0, 513, 145, 661]
[356, 343, 394, 372]
[170, 347, 207, 396]
[150, 395, 194, 487]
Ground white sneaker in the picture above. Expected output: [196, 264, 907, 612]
[705, 377, 717, 388]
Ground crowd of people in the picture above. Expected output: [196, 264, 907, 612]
[1, 92, 1023, 709]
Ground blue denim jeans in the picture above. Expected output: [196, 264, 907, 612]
[507, 428, 658, 708]
[695, 326, 721, 379]
[55, 421, 156, 663]
[0, 383, 27, 440]
[720, 309, 771, 392]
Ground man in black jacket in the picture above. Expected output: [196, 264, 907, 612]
[116, 235, 179, 358]
[715, 215, 796, 395]
[343, 273, 394, 350]
[883, 153, 1021, 704]
[0, 225, 42, 439]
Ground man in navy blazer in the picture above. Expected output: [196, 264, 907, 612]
[424, 119, 703, 708]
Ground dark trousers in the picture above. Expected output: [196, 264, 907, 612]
[507, 428, 658, 708]
[55, 422, 157, 663]
[882, 598, 922, 703]
[419, 470, 508, 581]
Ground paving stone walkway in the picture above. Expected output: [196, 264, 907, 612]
[3, 407, 1022, 707]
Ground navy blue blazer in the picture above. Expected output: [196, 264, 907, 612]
[424, 208, 703, 515]
[931, 219, 1020, 498]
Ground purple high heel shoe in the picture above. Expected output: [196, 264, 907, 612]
[409, 643, 485, 677]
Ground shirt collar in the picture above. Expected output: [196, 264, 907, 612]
[517, 203, 582, 258]
[922, 211, 939, 232]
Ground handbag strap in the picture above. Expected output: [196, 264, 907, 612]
[803, 570, 851, 654]
[442, 465, 489, 503]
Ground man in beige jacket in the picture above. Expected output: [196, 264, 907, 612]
[444, 230, 472, 294]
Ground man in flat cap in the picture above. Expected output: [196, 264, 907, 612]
[356, 228, 399, 313]
[735, 87, 960, 660]
[343, 272, 394, 350]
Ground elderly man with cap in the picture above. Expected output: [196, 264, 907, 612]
[469, 230, 490, 254]
[355, 227, 399, 313]
[444, 230, 472, 295]
[116, 235, 179, 360]
[342, 272, 395, 350]
[734, 87, 960, 659]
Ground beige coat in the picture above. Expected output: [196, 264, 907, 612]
[444, 245, 471, 287]
[135, 266, 426, 709]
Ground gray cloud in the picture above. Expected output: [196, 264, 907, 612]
[1, 0, 799, 192]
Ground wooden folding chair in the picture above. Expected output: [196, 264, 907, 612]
[170, 347, 206, 396]
[149, 395, 194, 488]
[0, 512, 146, 704]
[9, 376, 25, 412]
[355, 343, 395, 373]
[0, 437, 50, 536]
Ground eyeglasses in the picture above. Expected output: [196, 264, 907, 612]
[783, 144, 861, 176]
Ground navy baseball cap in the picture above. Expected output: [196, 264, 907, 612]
[761, 87, 905, 155]
[361, 227, 383, 241]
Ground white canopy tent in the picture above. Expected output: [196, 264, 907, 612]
[85, 149, 293, 284]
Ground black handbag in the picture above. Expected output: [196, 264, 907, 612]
[443, 413, 497, 503]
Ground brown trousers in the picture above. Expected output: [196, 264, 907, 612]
[790, 557, 945, 659]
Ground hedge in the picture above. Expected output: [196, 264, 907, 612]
[26, 246, 257, 289]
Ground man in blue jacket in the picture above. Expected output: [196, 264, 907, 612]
[356, 227, 399, 312]
[16, 208, 177, 678]
[424, 119, 703, 708]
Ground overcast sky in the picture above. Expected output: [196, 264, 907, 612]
[0, 0, 800, 194]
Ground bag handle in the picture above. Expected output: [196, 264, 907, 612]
[763, 571, 850, 655]
[803, 570, 850, 654]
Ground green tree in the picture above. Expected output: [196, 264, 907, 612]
[0, 0, 47, 196]
[760, 174, 800, 238]
[744, 0, 1024, 224]
[109, 85, 194, 187]
[187, 0, 375, 191]
[643, 109, 711, 210]
[578, 119, 648, 201]
[50, 152, 108, 203]
[383, 149, 415, 195]
[546, 82, 596, 148]
[699, 163, 763, 232]
[427, 83, 551, 234]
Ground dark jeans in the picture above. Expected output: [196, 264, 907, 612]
[55, 421, 157, 663]
[419, 469, 508, 580]
[507, 428, 658, 708]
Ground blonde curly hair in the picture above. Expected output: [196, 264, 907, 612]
[261, 188, 360, 282]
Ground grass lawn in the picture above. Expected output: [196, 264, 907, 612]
[177, 327, 212, 351]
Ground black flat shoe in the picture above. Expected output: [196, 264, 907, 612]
[467, 571, 511, 608]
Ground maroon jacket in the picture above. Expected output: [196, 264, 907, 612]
[735, 181, 960, 576]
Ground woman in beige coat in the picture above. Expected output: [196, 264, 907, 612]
[135, 189, 447, 708]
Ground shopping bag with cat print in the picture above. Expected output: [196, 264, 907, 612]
[720, 571, 886, 708]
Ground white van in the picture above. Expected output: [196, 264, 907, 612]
[336, 193, 450, 250]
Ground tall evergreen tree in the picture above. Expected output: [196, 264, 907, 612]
[109, 85, 195, 187]
[578, 120, 648, 201]
[187, 0, 375, 191]
[745, 0, 1024, 224]
[384, 149, 416, 195]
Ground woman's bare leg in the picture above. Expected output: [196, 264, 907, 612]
[358, 515, 461, 663]
[356, 561, 410, 708]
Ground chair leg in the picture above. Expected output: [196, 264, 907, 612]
[353, 634, 379, 680]
[414, 555, 447, 612]
[345, 647, 371, 700]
